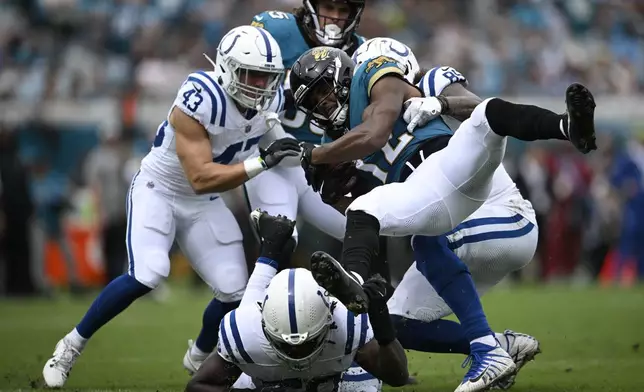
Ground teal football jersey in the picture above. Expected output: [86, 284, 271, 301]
[252, 10, 365, 144]
[349, 56, 453, 186]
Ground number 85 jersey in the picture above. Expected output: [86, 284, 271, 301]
[141, 71, 285, 196]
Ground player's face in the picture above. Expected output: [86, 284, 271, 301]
[307, 82, 339, 120]
[317, 1, 352, 29]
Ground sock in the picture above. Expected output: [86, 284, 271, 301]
[65, 328, 89, 350]
[371, 236, 391, 282]
[76, 274, 152, 339]
[340, 210, 381, 282]
[472, 335, 498, 347]
[412, 235, 493, 342]
[391, 315, 470, 354]
[485, 98, 568, 141]
[194, 298, 240, 353]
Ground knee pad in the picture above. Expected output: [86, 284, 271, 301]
[215, 286, 246, 303]
[412, 235, 469, 294]
[130, 251, 170, 289]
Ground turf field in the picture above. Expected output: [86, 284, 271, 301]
[1, 285, 643, 392]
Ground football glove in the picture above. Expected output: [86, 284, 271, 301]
[300, 142, 328, 192]
[403, 96, 449, 132]
[260, 138, 302, 169]
[319, 161, 359, 205]
[363, 274, 397, 345]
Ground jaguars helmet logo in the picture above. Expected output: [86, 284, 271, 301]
[312, 47, 331, 62]
[365, 56, 398, 73]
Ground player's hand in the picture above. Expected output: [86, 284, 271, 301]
[300, 142, 327, 192]
[260, 138, 302, 169]
[319, 161, 359, 205]
[362, 274, 397, 345]
[403, 96, 447, 132]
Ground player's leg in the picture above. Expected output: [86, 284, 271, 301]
[313, 85, 597, 312]
[177, 198, 247, 374]
[244, 167, 300, 241]
[42, 171, 176, 387]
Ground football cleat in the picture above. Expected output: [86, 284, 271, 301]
[455, 343, 516, 392]
[183, 339, 208, 375]
[563, 83, 597, 154]
[42, 338, 81, 388]
[491, 330, 541, 390]
[309, 251, 369, 314]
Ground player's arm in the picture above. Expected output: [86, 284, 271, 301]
[311, 75, 413, 165]
[171, 107, 264, 194]
[354, 337, 408, 387]
[439, 82, 483, 122]
[185, 352, 241, 392]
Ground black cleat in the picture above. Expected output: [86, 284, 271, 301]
[310, 251, 369, 314]
[564, 83, 597, 154]
[250, 209, 296, 264]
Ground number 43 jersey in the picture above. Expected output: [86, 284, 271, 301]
[140, 71, 285, 196]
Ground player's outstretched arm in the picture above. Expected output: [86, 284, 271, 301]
[353, 275, 408, 387]
[355, 338, 408, 387]
[171, 107, 262, 194]
[185, 352, 241, 392]
[438, 82, 483, 122]
[311, 76, 408, 165]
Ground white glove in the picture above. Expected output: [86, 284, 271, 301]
[403, 97, 444, 132]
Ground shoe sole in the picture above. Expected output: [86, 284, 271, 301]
[310, 251, 368, 314]
[491, 339, 542, 390]
[565, 83, 597, 154]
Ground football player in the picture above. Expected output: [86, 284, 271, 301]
[289, 46, 597, 391]
[251, 0, 366, 143]
[41, 25, 307, 388]
[349, 38, 541, 390]
[186, 210, 407, 392]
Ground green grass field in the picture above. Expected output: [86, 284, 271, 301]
[1, 285, 643, 392]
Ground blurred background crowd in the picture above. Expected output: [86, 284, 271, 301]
[1, 0, 644, 297]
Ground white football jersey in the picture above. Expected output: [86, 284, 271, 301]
[217, 299, 373, 391]
[416, 66, 521, 204]
[140, 70, 285, 196]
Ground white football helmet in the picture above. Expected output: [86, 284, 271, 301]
[352, 37, 420, 84]
[261, 268, 333, 370]
[210, 25, 284, 111]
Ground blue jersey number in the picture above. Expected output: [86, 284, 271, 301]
[182, 88, 204, 112]
[214, 135, 263, 165]
[153, 121, 168, 148]
[442, 69, 464, 83]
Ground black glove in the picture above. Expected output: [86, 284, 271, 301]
[299, 142, 328, 192]
[319, 161, 359, 205]
[362, 274, 396, 345]
[251, 209, 296, 268]
[260, 138, 302, 168]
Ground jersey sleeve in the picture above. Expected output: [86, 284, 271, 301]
[268, 84, 286, 114]
[173, 71, 226, 129]
[343, 311, 374, 355]
[216, 309, 256, 365]
[417, 66, 468, 97]
[360, 56, 406, 98]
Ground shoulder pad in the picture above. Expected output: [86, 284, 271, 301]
[174, 71, 227, 128]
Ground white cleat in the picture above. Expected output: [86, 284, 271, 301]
[183, 339, 207, 375]
[455, 343, 516, 392]
[42, 338, 81, 388]
[491, 330, 541, 390]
